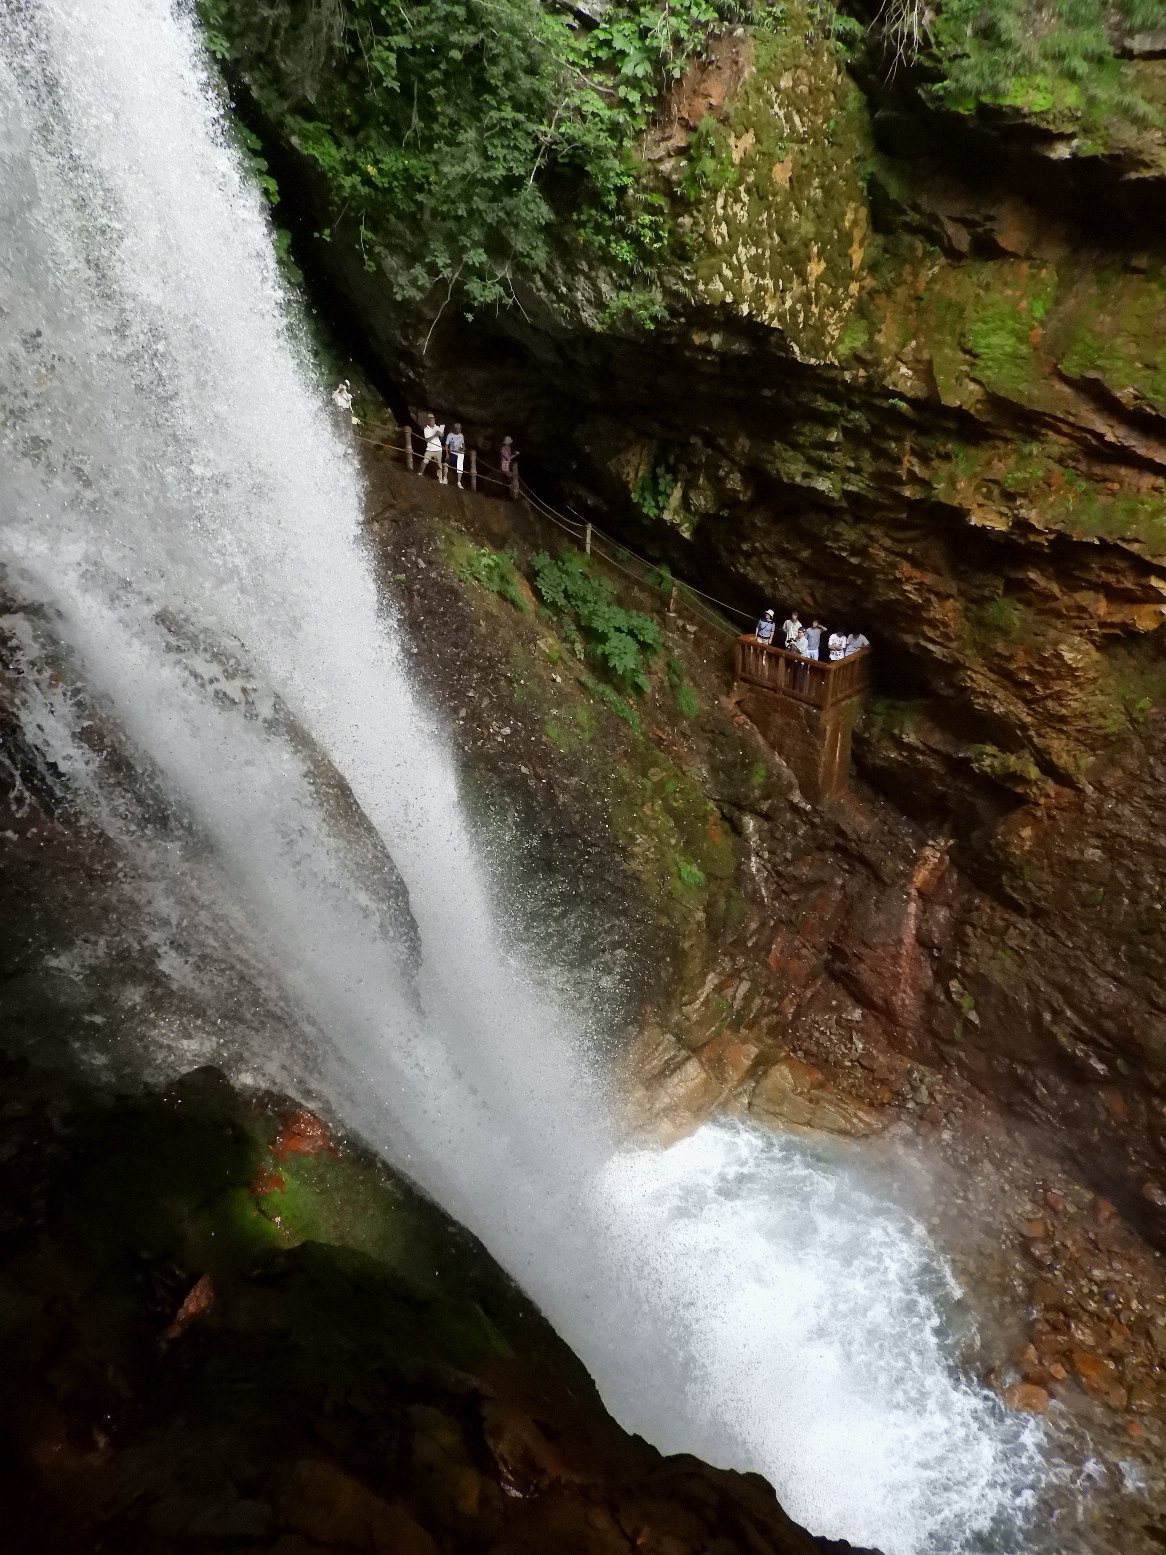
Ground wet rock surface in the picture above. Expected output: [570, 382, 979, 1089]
[368, 462, 1166, 1553]
[0, 1060, 871, 1555]
[0, 560, 872, 1555]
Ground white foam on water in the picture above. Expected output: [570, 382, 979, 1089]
[0, 3, 1047, 1549]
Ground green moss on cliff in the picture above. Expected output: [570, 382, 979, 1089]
[928, 431, 1166, 554]
[963, 271, 1057, 395]
[1053, 268, 1166, 414]
[925, 0, 1165, 143]
[685, 10, 873, 357]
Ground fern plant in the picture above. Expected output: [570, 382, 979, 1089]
[532, 549, 662, 693]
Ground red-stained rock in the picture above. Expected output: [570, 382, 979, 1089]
[1073, 1351, 1112, 1392]
[1003, 1383, 1050, 1414]
[250, 1164, 287, 1197]
[271, 1109, 338, 1162]
[163, 1273, 215, 1341]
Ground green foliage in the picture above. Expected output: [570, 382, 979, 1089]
[674, 681, 699, 717]
[678, 112, 738, 199]
[579, 673, 643, 730]
[457, 544, 528, 610]
[966, 742, 1045, 788]
[632, 463, 678, 519]
[666, 655, 698, 717]
[834, 312, 872, 357]
[927, 0, 1163, 132]
[237, 123, 279, 204]
[829, 9, 865, 58]
[532, 549, 663, 693]
[203, 0, 784, 316]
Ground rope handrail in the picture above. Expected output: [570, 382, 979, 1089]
[515, 483, 741, 638]
[350, 414, 752, 637]
[514, 477, 754, 626]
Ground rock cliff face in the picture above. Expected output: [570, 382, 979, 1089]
[219, 2, 1166, 1247]
[0, 607, 870, 1555]
[0, 1062, 870, 1555]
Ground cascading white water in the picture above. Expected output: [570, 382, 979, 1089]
[0, 2, 1047, 1549]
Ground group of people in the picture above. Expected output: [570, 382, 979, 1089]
[418, 414, 468, 487]
[754, 609, 869, 662]
[419, 414, 518, 491]
[331, 382, 519, 492]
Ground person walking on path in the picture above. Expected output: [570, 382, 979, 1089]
[500, 436, 519, 476]
[846, 630, 870, 657]
[445, 423, 466, 489]
[782, 610, 800, 648]
[420, 414, 445, 480]
[805, 619, 823, 660]
[828, 630, 846, 661]
[755, 609, 776, 645]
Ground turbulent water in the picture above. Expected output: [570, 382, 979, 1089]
[0, 2, 1046, 1550]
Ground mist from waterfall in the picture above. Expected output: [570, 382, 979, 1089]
[0, 2, 1046, 1550]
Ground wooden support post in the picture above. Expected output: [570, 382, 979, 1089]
[584, 522, 592, 555]
[469, 449, 478, 492]
[404, 426, 413, 471]
[668, 581, 679, 615]
[510, 462, 520, 500]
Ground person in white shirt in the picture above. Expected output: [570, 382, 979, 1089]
[445, 423, 466, 488]
[781, 611, 800, 647]
[804, 619, 823, 660]
[331, 379, 359, 425]
[846, 631, 870, 656]
[828, 631, 846, 662]
[420, 413, 445, 479]
[793, 628, 810, 656]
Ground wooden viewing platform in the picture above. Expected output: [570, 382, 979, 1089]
[732, 636, 872, 802]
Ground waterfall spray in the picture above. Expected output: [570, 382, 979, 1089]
[0, 2, 1046, 1549]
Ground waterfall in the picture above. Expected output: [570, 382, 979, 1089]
[0, 2, 1047, 1550]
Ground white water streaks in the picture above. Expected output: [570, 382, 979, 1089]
[1, 2, 1045, 1549]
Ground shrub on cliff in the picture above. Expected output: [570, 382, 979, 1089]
[532, 548, 662, 693]
[884, 0, 1166, 134]
[199, 0, 785, 316]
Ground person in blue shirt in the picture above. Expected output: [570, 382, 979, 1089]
[755, 609, 776, 645]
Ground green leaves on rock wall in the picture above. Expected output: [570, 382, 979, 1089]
[201, 0, 780, 315]
[919, 0, 1166, 137]
[532, 548, 663, 693]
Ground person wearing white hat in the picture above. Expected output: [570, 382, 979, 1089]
[755, 609, 776, 646]
[331, 379, 359, 425]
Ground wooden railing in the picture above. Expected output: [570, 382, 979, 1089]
[734, 636, 871, 709]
